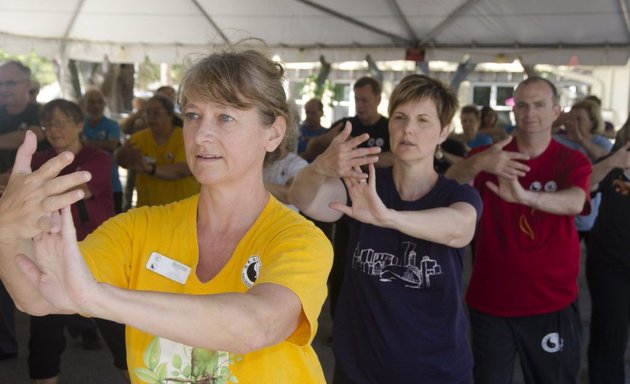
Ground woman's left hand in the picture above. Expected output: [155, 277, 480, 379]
[330, 163, 391, 226]
[15, 206, 100, 315]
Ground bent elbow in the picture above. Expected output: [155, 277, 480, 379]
[224, 323, 279, 355]
[568, 204, 584, 216]
[446, 231, 475, 249]
[444, 218, 476, 248]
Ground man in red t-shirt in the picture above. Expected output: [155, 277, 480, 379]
[446, 77, 591, 384]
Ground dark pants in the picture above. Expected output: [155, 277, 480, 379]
[469, 303, 582, 384]
[113, 191, 123, 214]
[29, 314, 127, 379]
[586, 255, 630, 384]
[95, 318, 127, 370]
[333, 362, 472, 384]
[0, 282, 17, 357]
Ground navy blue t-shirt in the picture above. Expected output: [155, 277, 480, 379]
[333, 168, 482, 383]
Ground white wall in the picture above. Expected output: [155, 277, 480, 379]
[592, 61, 630, 128]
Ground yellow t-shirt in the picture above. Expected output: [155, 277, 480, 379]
[80, 195, 332, 384]
[130, 127, 200, 207]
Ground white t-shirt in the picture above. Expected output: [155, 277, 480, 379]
[264, 152, 308, 211]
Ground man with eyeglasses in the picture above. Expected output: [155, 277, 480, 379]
[0, 60, 45, 361]
[0, 61, 45, 172]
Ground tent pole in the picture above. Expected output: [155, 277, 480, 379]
[58, 0, 86, 98]
[190, 0, 230, 44]
[295, 0, 411, 45]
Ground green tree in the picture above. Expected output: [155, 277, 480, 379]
[0, 49, 56, 86]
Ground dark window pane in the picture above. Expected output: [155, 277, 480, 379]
[473, 86, 491, 106]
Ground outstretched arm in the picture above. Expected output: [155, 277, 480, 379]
[18, 204, 310, 355]
[331, 163, 478, 248]
[0, 131, 90, 314]
[445, 136, 530, 184]
[486, 176, 586, 215]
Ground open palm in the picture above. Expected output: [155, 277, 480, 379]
[331, 164, 390, 226]
[15, 206, 99, 314]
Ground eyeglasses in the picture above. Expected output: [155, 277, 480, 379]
[0, 79, 29, 88]
[42, 119, 72, 130]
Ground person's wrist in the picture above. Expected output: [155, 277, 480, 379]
[79, 281, 109, 319]
[523, 189, 539, 208]
[310, 160, 329, 178]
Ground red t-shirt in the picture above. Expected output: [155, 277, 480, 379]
[32, 146, 115, 241]
[466, 139, 591, 317]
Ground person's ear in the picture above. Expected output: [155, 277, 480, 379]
[552, 104, 562, 120]
[438, 124, 450, 143]
[266, 116, 286, 152]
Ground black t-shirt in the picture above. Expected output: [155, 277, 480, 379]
[588, 165, 630, 270]
[332, 115, 390, 152]
[435, 137, 467, 174]
[0, 103, 41, 172]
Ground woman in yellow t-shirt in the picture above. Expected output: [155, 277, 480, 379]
[117, 94, 200, 207]
[0, 47, 332, 384]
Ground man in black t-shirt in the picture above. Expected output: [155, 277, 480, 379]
[300, 77, 393, 167]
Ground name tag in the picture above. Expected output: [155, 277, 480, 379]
[146, 252, 191, 284]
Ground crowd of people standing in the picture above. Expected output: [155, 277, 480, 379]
[0, 46, 629, 384]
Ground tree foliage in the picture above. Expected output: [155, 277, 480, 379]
[0, 49, 56, 86]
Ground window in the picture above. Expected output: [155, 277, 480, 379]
[473, 86, 491, 106]
[471, 84, 515, 109]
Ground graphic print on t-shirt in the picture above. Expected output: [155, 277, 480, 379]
[352, 241, 442, 289]
[134, 337, 240, 383]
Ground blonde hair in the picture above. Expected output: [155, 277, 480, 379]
[178, 46, 292, 164]
[571, 99, 604, 134]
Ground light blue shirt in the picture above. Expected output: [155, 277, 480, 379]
[553, 133, 613, 231]
[83, 117, 123, 192]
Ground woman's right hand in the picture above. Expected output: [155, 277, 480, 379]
[0, 131, 89, 245]
[331, 163, 390, 226]
[311, 121, 381, 180]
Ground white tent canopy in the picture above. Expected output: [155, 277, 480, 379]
[0, 0, 629, 65]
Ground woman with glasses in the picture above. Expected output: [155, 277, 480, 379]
[116, 94, 199, 207]
[27, 99, 127, 384]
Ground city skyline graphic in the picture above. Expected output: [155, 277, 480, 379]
[352, 241, 442, 289]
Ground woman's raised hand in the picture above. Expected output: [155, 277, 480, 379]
[0, 131, 90, 245]
[15, 205, 100, 314]
[311, 121, 381, 180]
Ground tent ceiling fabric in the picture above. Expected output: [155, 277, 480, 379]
[0, 0, 628, 65]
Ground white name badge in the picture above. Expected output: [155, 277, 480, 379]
[146, 252, 191, 284]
